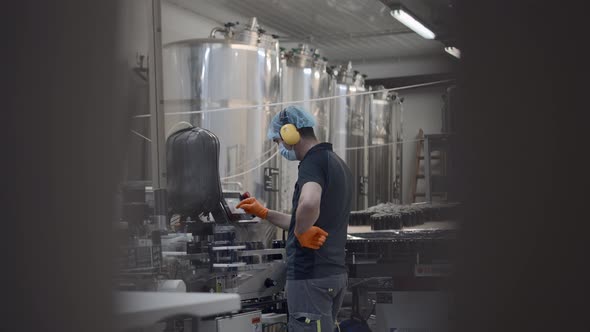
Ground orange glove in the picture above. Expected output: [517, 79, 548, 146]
[295, 226, 328, 250]
[236, 197, 269, 219]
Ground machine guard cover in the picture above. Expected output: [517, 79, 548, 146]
[166, 127, 223, 218]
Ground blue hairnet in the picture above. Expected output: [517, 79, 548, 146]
[267, 105, 316, 140]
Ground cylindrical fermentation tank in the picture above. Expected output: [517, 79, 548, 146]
[368, 86, 403, 206]
[162, 17, 281, 216]
[329, 62, 370, 211]
[278, 44, 332, 212]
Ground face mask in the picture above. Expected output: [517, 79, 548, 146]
[279, 143, 297, 161]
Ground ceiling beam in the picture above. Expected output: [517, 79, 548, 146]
[348, 54, 454, 79]
[277, 28, 413, 43]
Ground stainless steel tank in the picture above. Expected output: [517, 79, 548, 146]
[368, 86, 404, 206]
[162, 17, 281, 213]
[278, 44, 332, 213]
[329, 62, 370, 211]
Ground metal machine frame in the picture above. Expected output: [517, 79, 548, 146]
[148, 0, 168, 230]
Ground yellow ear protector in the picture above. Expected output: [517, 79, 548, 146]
[279, 110, 301, 145]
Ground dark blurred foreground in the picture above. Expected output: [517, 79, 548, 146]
[3, 1, 587, 331]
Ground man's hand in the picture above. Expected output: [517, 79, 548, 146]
[236, 197, 269, 219]
[295, 226, 328, 250]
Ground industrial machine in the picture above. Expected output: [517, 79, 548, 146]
[345, 211, 457, 332]
[280, 43, 332, 142]
[330, 62, 372, 211]
[368, 87, 404, 206]
[162, 17, 281, 214]
[116, 125, 288, 332]
[278, 43, 332, 213]
[116, 200, 287, 331]
[163, 17, 378, 214]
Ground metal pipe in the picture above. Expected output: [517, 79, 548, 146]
[209, 27, 226, 38]
[149, 0, 167, 233]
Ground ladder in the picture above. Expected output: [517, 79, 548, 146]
[412, 129, 450, 203]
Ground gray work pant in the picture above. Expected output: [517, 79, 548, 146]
[285, 273, 348, 332]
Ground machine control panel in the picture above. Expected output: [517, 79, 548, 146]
[220, 191, 260, 223]
[264, 167, 280, 192]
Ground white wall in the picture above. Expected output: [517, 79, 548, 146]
[161, 1, 223, 44]
[399, 86, 448, 204]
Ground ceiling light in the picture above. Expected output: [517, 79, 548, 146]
[444, 46, 461, 59]
[390, 8, 435, 39]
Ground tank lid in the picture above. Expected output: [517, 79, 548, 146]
[336, 61, 365, 86]
[285, 43, 327, 69]
[207, 17, 278, 49]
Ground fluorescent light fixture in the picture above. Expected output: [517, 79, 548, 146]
[445, 46, 461, 59]
[390, 8, 435, 39]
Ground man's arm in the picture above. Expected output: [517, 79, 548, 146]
[295, 182, 322, 235]
[236, 197, 291, 231]
[265, 210, 291, 231]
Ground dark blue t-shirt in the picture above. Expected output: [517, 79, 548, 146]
[286, 143, 353, 280]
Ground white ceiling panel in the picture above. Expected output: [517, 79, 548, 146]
[168, 0, 447, 62]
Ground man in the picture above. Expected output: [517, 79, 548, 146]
[237, 105, 353, 332]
